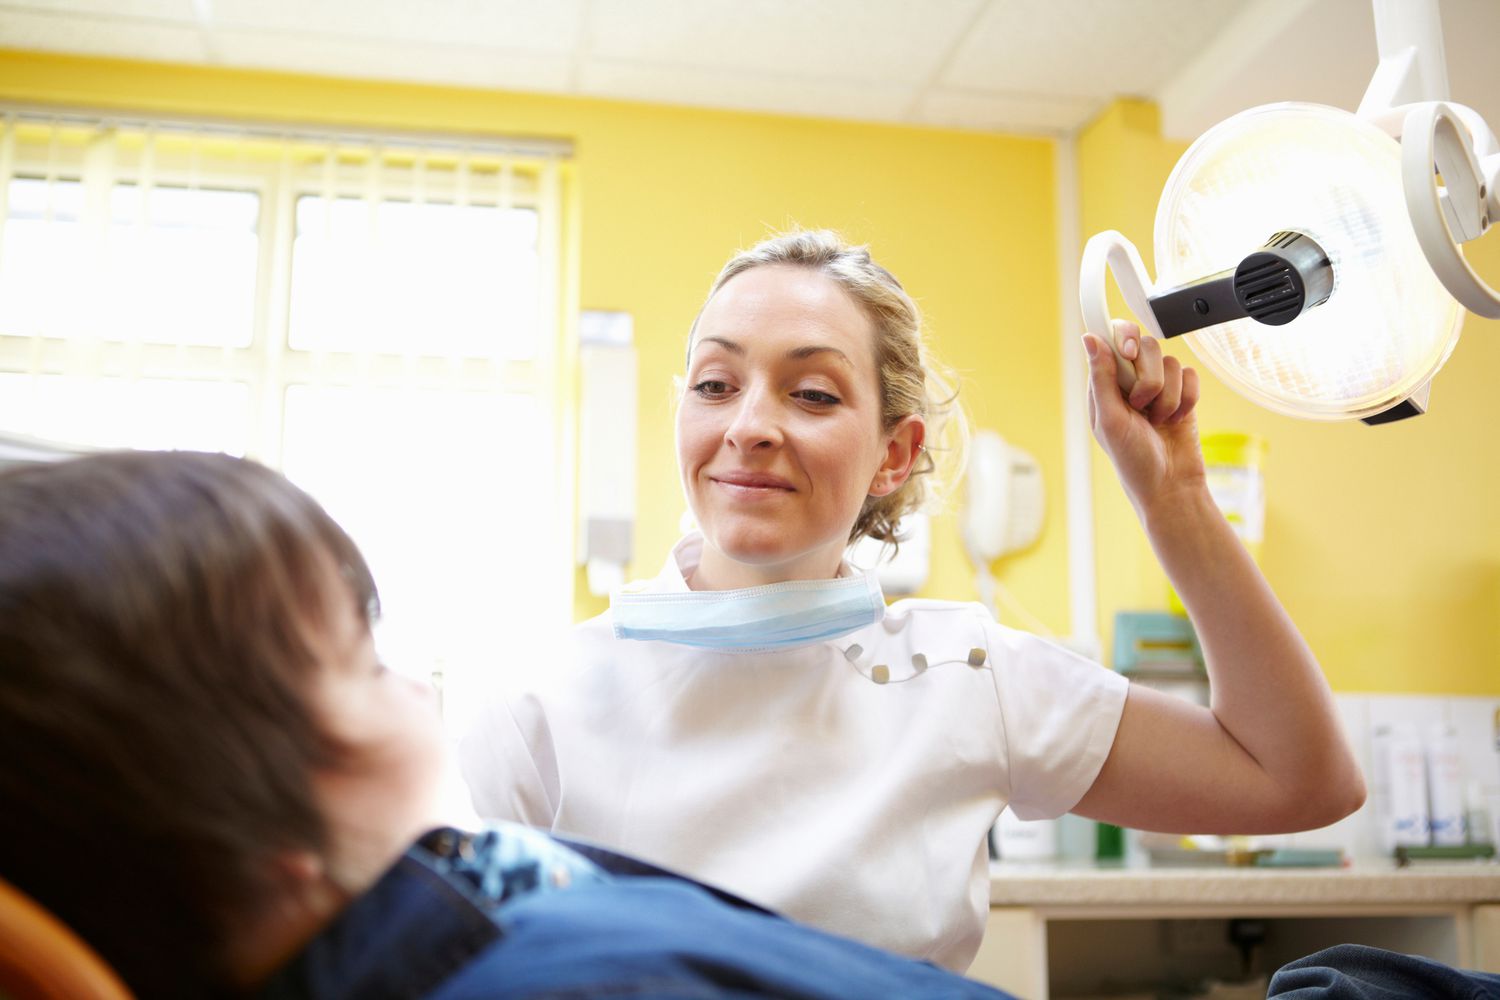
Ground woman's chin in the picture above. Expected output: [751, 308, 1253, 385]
[709, 531, 795, 567]
[702, 521, 847, 577]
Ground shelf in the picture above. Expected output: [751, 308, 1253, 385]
[990, 859, 1500, 909]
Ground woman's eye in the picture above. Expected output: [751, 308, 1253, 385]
[690, 380, 732, 398]
[794, 389, 841, 406]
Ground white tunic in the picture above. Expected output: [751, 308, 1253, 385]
[460, 534, 1128, 971]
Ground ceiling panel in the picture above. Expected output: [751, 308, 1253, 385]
[208, 0, 584, 53]
[1158, 0, 1368, 140]
[0, 7, 205, 62]
[1157, 0, 1500, 143]
[586, 0, 984, 86]
[212, 29, 575, 93]
[1423, 0, 1500, 135]
[579, 58, 916, 123]
[1, 0, 1497, 139]
[944, 0, 1242, 98]
[0, 0, 195, 18]
[915, 88, 1101, 135]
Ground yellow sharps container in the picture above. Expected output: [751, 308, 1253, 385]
[1168, 432, 1267, 615]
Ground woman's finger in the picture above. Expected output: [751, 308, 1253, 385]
[1147, 354, 1183, 425]
[1083, 333, 1127, 431]
[1112, 319, 1141, 362]
[1127, 332, 1164, 412]
[1169, 366, 1201, 424]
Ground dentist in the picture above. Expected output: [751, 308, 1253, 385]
[461, 229, 1365, 972]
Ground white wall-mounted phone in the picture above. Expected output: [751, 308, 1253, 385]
[962, 430, 1045, 622]
[962, 430, 1044, 562]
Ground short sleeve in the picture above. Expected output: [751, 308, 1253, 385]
[986, 623, 1128, 821]
[458, 691, 561, 828]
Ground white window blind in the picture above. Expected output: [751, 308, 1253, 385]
[0, 109, 576, 735]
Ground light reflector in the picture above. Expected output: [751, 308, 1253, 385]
[1156, 103, 1463, 420]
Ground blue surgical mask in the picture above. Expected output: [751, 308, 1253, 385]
[611, 573, 884, 651]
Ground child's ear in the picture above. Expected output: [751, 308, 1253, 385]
[868, 415, 926, 498]
[273, 849, 325, 887]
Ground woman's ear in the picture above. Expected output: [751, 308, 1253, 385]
[868, 415, 926, 498]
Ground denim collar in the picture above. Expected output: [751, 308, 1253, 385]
[257, 832, 498, 1000]
[257, 826, 608, 1000]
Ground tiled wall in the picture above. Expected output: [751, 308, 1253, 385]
[1280, 694, 1500, 859]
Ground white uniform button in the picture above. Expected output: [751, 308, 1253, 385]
[968, 647, 987, 667]
[551, 865, 572, 888]
[872, 664, 890, 684]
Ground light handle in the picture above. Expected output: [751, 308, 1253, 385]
[1079, 230, 1164, 395]
[1401, 101, 1500, 318]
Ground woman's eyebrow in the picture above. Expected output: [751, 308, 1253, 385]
[687, 335, 740, 366]
[786, 345, 853, 367]
[689, 337, 852, 368]
[696, 336, 744, 356]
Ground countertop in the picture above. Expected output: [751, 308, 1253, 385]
[989, 860, 1500, 907]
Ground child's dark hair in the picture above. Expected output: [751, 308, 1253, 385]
[0, 451, 377, 997]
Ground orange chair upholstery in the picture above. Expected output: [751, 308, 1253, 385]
[0, 877, 134, 1000]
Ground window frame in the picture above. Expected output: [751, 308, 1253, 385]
[0, 110, 581, 715]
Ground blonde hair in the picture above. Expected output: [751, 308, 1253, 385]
[690, 229, 967, 546]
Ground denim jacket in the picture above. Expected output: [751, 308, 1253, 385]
[258, 823, 1012, 1000]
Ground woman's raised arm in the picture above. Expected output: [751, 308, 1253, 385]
[1071, 322, 1365, 834]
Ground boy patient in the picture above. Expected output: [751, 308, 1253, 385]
[0, 451, 1015, 999]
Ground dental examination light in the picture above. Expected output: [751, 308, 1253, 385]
[1081, 0, 1499, 424]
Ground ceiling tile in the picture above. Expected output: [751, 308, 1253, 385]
[0, 0, 196, 19]
[212, 29, 575, 93]
[0, 7, 205, 61]
[1156, 0, 1500, 144]
[586, 0, 984, 86]
[943, 0, 1241, 98]
[8, 0, 1497, 144]
[915, 88, 1101, 134]
[208, 0, 584, 53]
[578, 58, 916, 123]
[1443, 0, 1500, 133]
[1156, 0, 1369, 140]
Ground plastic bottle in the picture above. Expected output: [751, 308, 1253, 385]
[1373, 723, 1430, 851]
[1464, 781, 1494, 847]
[1095, 821, 1124, 862]
[1426, 724, 1466, 846]
[994, 810, 1057, 862]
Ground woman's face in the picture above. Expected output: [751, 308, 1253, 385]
[678, 264, 919, 588]
[310, 582, 447, 887]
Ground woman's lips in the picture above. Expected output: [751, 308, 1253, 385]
[711, 472, 794, 495]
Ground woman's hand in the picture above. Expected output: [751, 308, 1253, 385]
[1083, 320, 1205, 516]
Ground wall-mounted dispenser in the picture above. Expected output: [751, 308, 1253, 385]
[577, 310, 636, 596]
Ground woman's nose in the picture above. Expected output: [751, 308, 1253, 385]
[724, 387, 783, 451]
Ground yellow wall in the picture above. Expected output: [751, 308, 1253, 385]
[0, 51, 1072, 629]
[1078, 99, 1500, 695]
[6, 53, 1492, 695]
